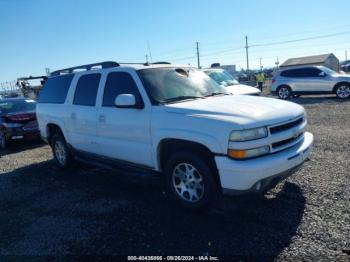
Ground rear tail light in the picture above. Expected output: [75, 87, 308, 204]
[272, 79, 276, 84]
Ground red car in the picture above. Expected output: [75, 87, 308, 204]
[0, 97, 39, 149]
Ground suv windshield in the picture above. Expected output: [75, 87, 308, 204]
[138, 68, 228, 104]
[206, 70, 239, 87]
[0, 99, 36, 115]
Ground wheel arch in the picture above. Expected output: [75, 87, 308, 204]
[276, 84, 292, 92]
[46, 123, 65, 145]
[157, 138, 221, 186]
[332, 81, 350, 93]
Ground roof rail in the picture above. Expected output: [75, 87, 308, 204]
[152, 62, 171, 65]
[50, 61, 119, 76]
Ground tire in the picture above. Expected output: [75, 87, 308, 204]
[51, 133, 74, 168]
[164, 151, 219, 210]
[0, 131, 6, 149]
[277, 86, 292, 100]
[335, 84, 350, 99]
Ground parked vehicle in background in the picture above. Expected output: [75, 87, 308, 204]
[340, 60, 350, 73]
[0, 98, 39, 149]
[37, 61, 313, 210]
[203, 68, 261, 95]
[271, 65, 350, 99]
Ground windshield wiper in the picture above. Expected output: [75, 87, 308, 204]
[204, 92, 227, 97]
[160, 96, 203, 104]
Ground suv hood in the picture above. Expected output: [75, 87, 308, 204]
[225, 84, 261, 95]
[164, 95, 304, 129]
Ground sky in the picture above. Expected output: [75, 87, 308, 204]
[1, 0, 350, 83]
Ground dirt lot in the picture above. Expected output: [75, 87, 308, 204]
[0, 95, 349, 260]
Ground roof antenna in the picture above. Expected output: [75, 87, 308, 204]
[147, 41, 153, 65]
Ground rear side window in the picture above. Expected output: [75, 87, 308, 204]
[38, 74, 74, 104]
[281, 68, 321, 78]
[73, 74, 101, 106]
[103, 72, 142, 107]
[281, 69, 299, 77]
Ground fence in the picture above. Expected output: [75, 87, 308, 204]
[0, 80, 21, 96]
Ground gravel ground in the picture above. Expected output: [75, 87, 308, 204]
[0, 95, 349, 260]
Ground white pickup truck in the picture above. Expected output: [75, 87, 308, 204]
[37, 62, 314, 210]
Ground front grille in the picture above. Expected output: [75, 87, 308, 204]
[272, 133, 303, 149]
[270, 117, 303, 134]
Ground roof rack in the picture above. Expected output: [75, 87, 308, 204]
[17, 75, 48, 81]
[152, 62, 171, 65]
[50, 61, 119, 76]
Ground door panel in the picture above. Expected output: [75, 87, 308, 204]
[68, 105, 99, 153]
[65, 73, 101, 154]
[97, 107, 152, 166]
[96, 71, 152, 167]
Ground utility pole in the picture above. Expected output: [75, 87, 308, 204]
[196, 42, 201, 69]
[45, 68, 50, 76]
[259, 58, 263, 71]
[275, 57, 280, 68]
[145, 55, 149, 64]
[245, 36, 249, 72]
[346, 50, 348, 61]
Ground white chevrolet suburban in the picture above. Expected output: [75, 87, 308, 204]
[37, 61, 314, 210]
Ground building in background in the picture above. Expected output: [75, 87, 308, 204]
[280, 53, 340, 72]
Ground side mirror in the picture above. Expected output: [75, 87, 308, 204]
[318, 71, 326, 77]
[114, 94, 138, 108]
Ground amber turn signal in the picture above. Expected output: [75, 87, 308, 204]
[228, 149, 247, 159]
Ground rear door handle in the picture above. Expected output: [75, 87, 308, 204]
[71, 113, 76, 120]
[98, 115, 106, 123]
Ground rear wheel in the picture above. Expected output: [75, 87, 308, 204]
[0, 131, 6, 149]
[164, 151, 219, 210]
[335, 84, 350, 99]
[51, 133, 74, 168]
[277, 86, 292, 100]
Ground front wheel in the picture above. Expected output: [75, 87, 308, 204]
[164, 151, 219, 210]
[335, 84, 350, 99]
[277, 86, 292, 100]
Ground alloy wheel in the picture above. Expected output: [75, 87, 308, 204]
[172, 163, 205, 202]
[336, 85, 350, 98]
[278, 87, 290, 99]
[54, 140, 67, 166]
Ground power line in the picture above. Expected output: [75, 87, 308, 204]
[250, 31, 350, 48]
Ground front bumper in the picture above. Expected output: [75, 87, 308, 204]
[4, 127, 40, 141]
[215, 132, 314, 194]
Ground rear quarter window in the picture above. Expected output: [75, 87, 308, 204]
[38, 74, 74, 104]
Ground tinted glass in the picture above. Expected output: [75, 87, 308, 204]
[300, 68, 322, 77]
[138, 68, 226, 104]
[0, 99, 36, 115]
[38, 74, 74, 104]
[206, 70, 239, 87]
[73, 74, 101, 106]
[281, 68, 322, 78]
[103, 72, 141, 107]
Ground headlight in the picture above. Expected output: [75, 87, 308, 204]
[230, 127, 268, 142]
[228, 146, 270, 159]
